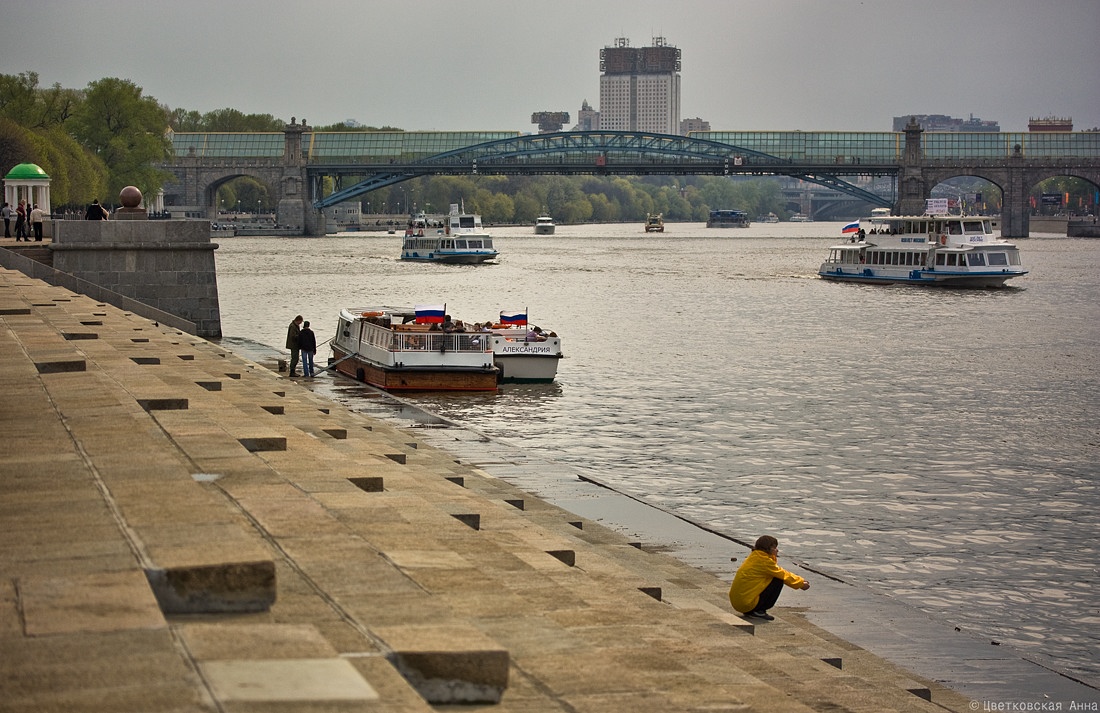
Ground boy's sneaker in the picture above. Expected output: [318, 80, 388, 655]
[745, 610, 774, 621]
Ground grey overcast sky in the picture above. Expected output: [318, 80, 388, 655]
[3, 0, 1097, 133]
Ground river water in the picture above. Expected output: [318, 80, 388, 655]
[213, 222, 1100, 685]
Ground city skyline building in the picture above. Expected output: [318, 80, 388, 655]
[575, 99, 600, 131]
[680, 117, 710, 134]
[891, 114, 1000, 132]
[598, 36, 681, 135]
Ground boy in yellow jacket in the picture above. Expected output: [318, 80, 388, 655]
[728, 535, 810, 621]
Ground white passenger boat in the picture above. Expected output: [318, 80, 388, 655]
[486, 310, 562, 383]
[819, 211, 1027, 287]
[534, 214, 556, 235]
[330, 305, 498, 391]
[789, 214, 814, 222]
[400, 204, 498, 264]
[759, 212, 780, 223]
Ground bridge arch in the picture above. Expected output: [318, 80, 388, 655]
[198, 171, 276, 218]
[314, 131, 887, 210]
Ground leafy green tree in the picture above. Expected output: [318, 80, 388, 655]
[27, 125, 108, 206]
[0, 117, 37, 175]
[199, 108, 284, 132]
[0, 72, 40, 126]
[224, 177, 271, 214]
[70, 78, 172, 197]
[166, 108, 205, 132]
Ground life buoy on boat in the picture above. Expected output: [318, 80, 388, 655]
[939, 235, 947, 245]
[361, 311, 383, 317]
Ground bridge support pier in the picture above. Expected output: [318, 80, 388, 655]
[1000, 163, 1032, 238]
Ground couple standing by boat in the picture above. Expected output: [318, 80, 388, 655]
[285, 315, 318, 377]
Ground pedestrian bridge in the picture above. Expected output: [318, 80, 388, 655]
[162, 121, 1100, 236]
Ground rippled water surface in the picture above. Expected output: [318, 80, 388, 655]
[214, 222, 1100, 683]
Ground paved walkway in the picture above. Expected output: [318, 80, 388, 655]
[0, 266, 993, 712]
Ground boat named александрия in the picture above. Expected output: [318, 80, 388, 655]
[487, 309, 562, 383]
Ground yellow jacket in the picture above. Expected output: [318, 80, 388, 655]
[728, 549, 806, 613]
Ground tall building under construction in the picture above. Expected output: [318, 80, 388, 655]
[599, 37, 681, 135]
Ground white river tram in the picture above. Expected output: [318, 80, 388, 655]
[819, 211, 1027, 288]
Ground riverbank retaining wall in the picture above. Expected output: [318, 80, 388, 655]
[50, 219, 222, 338]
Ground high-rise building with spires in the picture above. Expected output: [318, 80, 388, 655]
[599, 37, 681, 135]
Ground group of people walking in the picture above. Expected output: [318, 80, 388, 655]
[285, 315, 318, 377]
[1, 200, 46, 241]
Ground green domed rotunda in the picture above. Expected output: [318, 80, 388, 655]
[4, 162, 52, 215]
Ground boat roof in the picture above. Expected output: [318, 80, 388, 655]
[864, 214, 994, 220]
[342, 306, 417, 320]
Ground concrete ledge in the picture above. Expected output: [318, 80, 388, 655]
[34, 358, 86, 373]
[374, 624, 509, 704]
[144, 560, 276, 614]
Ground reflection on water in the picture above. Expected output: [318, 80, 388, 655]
[215, 224, 1100, 684]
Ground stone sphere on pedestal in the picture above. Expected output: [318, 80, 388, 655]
[119, 186, 142, 208]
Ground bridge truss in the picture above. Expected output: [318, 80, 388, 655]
[311, 131, 895, 210]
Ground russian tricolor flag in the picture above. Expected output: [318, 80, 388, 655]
[842, 221, 860, 234]
[499, 310, 527, 326]
[414, 304, 446, 324]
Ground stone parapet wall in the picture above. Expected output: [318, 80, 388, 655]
[51, 220, 222, 337]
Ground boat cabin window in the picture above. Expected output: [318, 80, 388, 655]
[963, 220, 986, 234]
[987, 252, 1008, 266]
[459, 216, 476, 229]
[948, 222, 962, 235]
[966, 253, 986, 267]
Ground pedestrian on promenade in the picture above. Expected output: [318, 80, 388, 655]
[85, 199, 109, 220]
[285, 315, 303, 376]
[30, 204, 45, 241]
[14, 200, 28, 241]
[298, 320, 317, 377]
[1, 202, 11, 238]
[728, 535, 810, 621]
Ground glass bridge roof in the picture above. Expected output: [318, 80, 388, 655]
[168, 130, 1100, 162]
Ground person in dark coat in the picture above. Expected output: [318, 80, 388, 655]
[298, 320, 318, 377]
[14, 200, 28, 240]
[85, 199, 109, 220]
[285, 315, 303, 376]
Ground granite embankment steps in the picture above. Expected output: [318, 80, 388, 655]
[0, 266, 972, 712]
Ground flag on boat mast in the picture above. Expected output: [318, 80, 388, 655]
[842, 221, 860, 234]
[499, 309, 527, 326]
[414, 303, 446, 324]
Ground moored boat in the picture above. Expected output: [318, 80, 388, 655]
[819, 211, 1028, 287]
[789, 213, 814, 222]
[534, 214, 556, 235]
[400, 204, 498, 263]
[759, 212, 780, 223]
[707, 209, 751, 228]
[645, 213, 664, 232]
[487, 309, 563, 383]
[330, 305, 498, 391]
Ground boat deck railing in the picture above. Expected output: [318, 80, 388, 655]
[389, 331, 490, 353]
